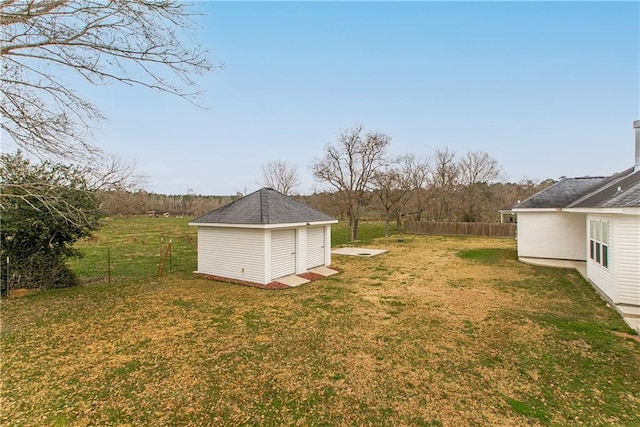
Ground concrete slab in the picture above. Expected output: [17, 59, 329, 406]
[331, 247, 388, 257]
[519, 257, 587, 280]
[309, 266, 339, 277]
[274, 274, 310, 288]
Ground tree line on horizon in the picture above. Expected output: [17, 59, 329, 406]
[99, 177, 553, 222]
[98, 136, 554, 233]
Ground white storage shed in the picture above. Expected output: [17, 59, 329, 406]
[189, 188, 338, 285]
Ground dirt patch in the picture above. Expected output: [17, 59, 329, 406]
[263, 281, 290, 290]
[200, 274, 290, 290]
[612, 331, 640, 343]
[5, 288, 39, 298]
[298, 272, 325, 281]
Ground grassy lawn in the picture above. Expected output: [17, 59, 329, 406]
[2, 217, 639, 426]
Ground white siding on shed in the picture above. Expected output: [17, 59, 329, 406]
[516, 211, 587, 260]
[614, 216, 640, 306]
[296, 227, 307, 275]
[307, 226, 326, 269]
[270, 229, 296, 279]
[196, 227, 265, 283]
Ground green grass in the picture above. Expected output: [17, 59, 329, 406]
[67, 216, 198, 283]
[457, 247, 518, 263]
[331, 221, 398, 246]
[2, 217, 639, 426]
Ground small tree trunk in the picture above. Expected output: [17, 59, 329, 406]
[395, 210, 402, 233]
[350, 201, 360, 241]
[351, 215, 359, 241]
[384, 212, 390, 238]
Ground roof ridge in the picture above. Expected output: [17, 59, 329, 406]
[260, 188, 269, 224]
[567, 168, 633, 208]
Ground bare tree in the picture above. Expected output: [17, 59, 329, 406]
[430, 146, 459, 221]
[457, 151, 502, 221]
[401, 154, 431, 221]
[1, 1, 212, 161]
[458, 151, 502, 187]
[372, 158, 410, 237]
[259, 161, 300, 195]
[313, 126, 390, 241]
[88, 154, 146, 192]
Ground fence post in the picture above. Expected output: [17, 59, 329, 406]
[107, 247, 111, 284]
[158, 237, 164, 276]
[6, 256, 9, 297]
[159, 239, 172, 277]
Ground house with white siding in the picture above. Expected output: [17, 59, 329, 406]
[512, 120, 640, 332]
[189, 188, 338, 286]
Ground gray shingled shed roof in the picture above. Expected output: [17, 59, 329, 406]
[191, 188, 337, 225]
[514, 167, 640, 210]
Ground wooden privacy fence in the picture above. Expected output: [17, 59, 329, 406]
[404, 221, 516, 238]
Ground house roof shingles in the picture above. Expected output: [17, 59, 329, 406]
[569, 168, 640, 208]
[191, 188, 336, 225]
[514, 177, 607, 209]
[514, 168, 640, 210]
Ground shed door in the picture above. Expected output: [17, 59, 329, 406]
[307, 227, 326, 269]
[271, 229, 296, 279]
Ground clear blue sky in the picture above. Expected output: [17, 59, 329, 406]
[25, 1, 640, 195]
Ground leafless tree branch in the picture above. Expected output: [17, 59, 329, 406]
[259, 160, 299, 196]
[1, 0, 214, 161]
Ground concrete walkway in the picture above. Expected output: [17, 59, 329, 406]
[519, 257, 587, 280]
[274, 266, 340, 288]
[275, 275, 310, 288]
[309, 266, 340, 277]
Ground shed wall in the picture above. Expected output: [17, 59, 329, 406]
[516, 212, 586, 260]
[196, 227, 266, 284]
[324, 225, 332, 267]
[307, 226, 326, 269]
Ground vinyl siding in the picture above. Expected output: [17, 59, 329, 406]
[270, 229, 296, 279]
[517, 212, 587, 260]
[296, 227, 307, 274]
[615, 216, 640, 306]
[586, 216, 615, 302]
[324, 226, 332, 267]
[196, 227, 266, 284]
[307, 226, 326, 269]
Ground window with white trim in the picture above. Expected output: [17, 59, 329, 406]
[589, 219, 609, 268]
